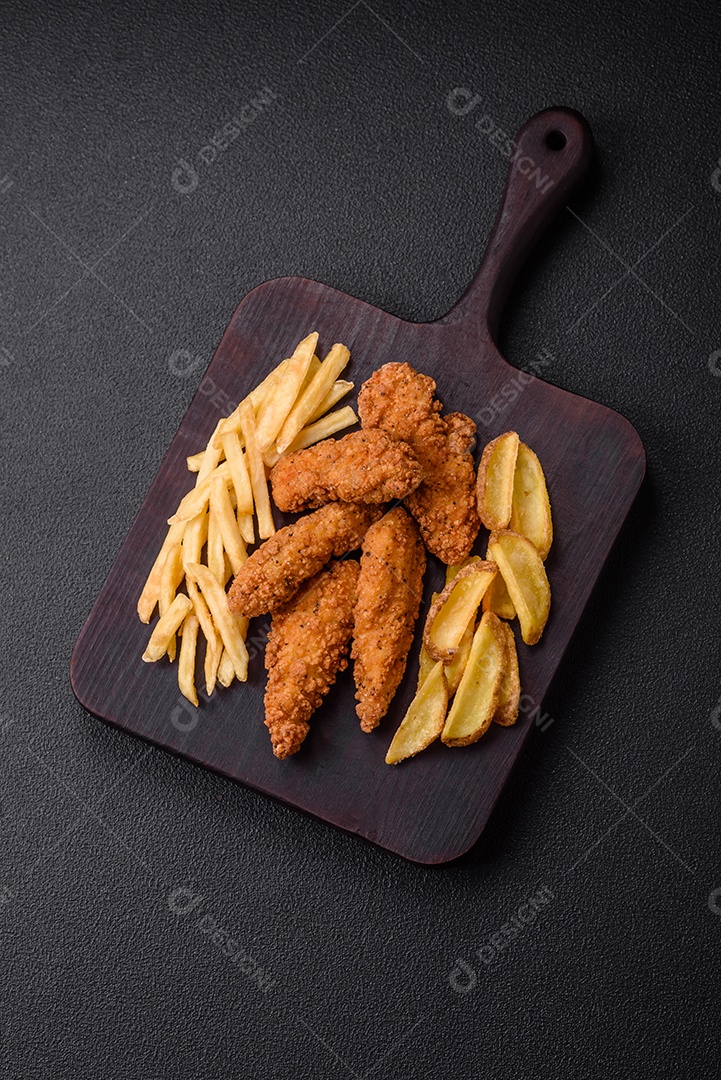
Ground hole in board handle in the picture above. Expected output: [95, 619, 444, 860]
[545, 130, 567, 151]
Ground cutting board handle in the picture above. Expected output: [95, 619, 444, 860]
[442, 107, 593, 340]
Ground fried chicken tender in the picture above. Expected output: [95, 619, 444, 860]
[352, 506, 426, 731]
[357, 362, 480, 564]
[265, 560, 359, 758]
[227, 502, 382, 617]
[270, 429, 423, 512]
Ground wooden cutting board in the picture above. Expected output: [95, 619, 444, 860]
[71, 108, 645, 864]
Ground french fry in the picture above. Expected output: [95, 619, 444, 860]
[186, 563, 249, 681]
[217, 608, 249, 690]
[240, 400, 275, 540]
[178, 614, 200, 706]
[213, 356, 292, 448]
[494, 621, 520, 726]
[186, 577, 222, 695]
[264, 406, 358, 468]
[303, 354, 322, 387]
[441, 612, 507, 746]
[142, 594, 193, 662]
[181, 510, 209, 571]
[220, 429, 254, 516]
[509, 442, 553, 559]
[276, 342, 350, 454]
[223, 552, 234, 586]
[488, 530, 551, 645]
[306, 379, 354, 424]
[186, 450, 204, 472]
[210, 475, 247, 575]
[217, 649, 236, 688]
[197, 419, 225, 481]
[137, 520, 185, 623]
[168, 462, 230, 525]
[476, 431, 520, 531]
[207, 502, 225, 583]
[255, 332, 318, 453]
[159, 541, 184, 660]
[424, 561, 498, 663]
[237, 509, 255, 546]
[386, 661, 448, 764]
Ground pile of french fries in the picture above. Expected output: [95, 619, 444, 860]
[137, 331, 356, 705]
[386, 432, 552, 764]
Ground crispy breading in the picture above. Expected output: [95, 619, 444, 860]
[445, 412, 477, 455]
[352, 506, 426, 731]
[227, 502, 382, 617]
[270, 429, 423, 512]
[265, 560, 359, 758]
[357, 363, 480, 564]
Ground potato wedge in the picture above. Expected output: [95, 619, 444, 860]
[420, 577, 475, 694]
[477, 431, 519, 531]
[142, 594, 193, 662]
[445, 620, 474, 696]
[509, 441, 553, 559]
[488, 530, 551, 645]
[415, 590, 440, 691]
[255, 332, 318, 453]
[386, 661, 448, 764]
[424, 561, 497, 663]
[482, 544, 516, 620]
[445, 556, 479, 587]
[494, 621, 520, 726]
[276, 342, 351, 453]
[416, 644, 435, 690]
[186, 563, 249, 681]
[178, 614, 199, 706]
[441, 612, 507, 746]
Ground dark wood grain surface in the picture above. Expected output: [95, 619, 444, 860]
[70, 109, 645, 863]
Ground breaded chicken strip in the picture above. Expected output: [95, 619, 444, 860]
[265, 560, 359, 758]
[357, 362, 480, 564]
[352, 506, 426, 731]
[270, 429, 422, 512]
[228, 502, 381, 617]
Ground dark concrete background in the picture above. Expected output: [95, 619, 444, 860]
[2, 1, 720, 1076]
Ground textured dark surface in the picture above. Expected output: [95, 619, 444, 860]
[2, 0, 720, 1076]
